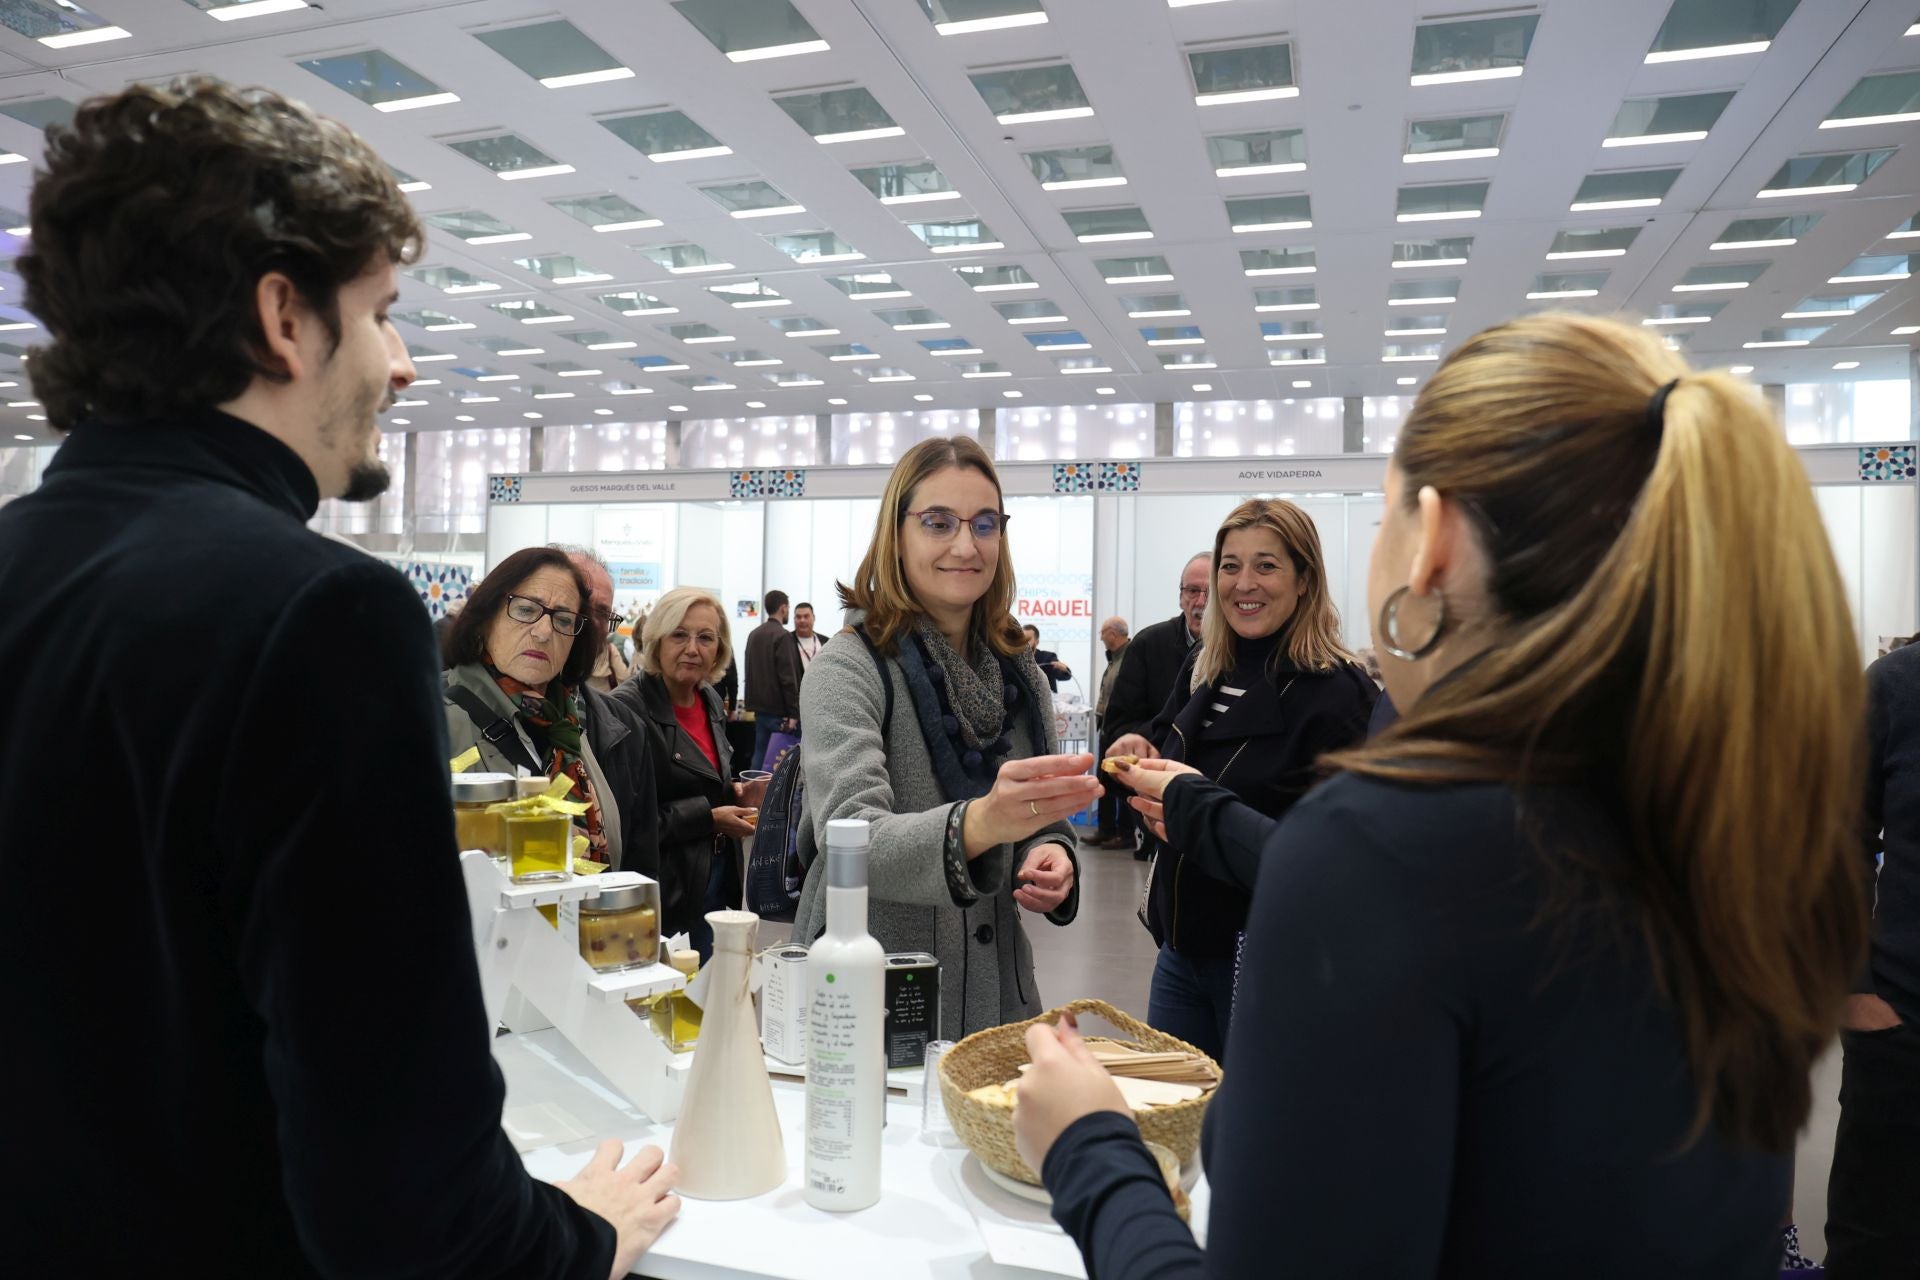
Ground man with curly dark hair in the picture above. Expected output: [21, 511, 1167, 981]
[0, 79, 678, 1278]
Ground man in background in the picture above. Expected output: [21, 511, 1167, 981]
[744, 588, 802, 769]
[1102, 552, 1211, 858]
[0, 77, 676, 1276]
[1090, 616, 1133, 849]
[793, 600, 824, 671]
[561, 547, 632, 694]
[1024, 623, 1073, 693]
[1826, 637, 1920, 1274]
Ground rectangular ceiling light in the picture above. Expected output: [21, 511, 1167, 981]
[668, 323, 735, 344]
[1743, 325, 1830, 348]
[405, 265, 499, 294]
[852, 159, 959, 204]
[474, 20, 632, 89]
[1545, 227, 1638, 259]
[194, 1, 311, 19]
[599, 290, 678, 316]
[1254, 286, 1318, 311]
[1208, 127, 1306, 177]
[770, 317, 841, 337]
[1526, 270, 1608, 299]
[1026, 144, 1127, 190]
[877, 307, 950, 330]
[1384, 313, 1448, 336]
[1268, 347, 1326, 366]
[765, 230, 865, 263]
[1226, 195, 1312, 233]
[1757, 149, 1893, 198]
[550, 193, 662, 233]
[1644, 0, 1799, 62]
[924, 338, 983, 353]
[1781, 292, 1882, 318]
[1641, 302, 1724, 325]
[970, 62, 1095, 124]
[827, 273, 912, 300]
[818, 343, 880, 361]
[1887, 210, 1920, 239]
[1404, 113, 1505, 163]
[397, 309, 473, 331]
[390, 167, 431, 194]
[446, 133, 573, 180]
[1389, 278, 1460, 306]
[776, 86, 905, 144]
[491, 300, 574, 325]
[671, 0, 829, 62]
[1410, 14, 1539, 85]
[1709, 213, 1818, 250]
[1570, 167, 1680, 210]
[1673, 261, 1769, 291]
[1027, 329, 1092, 350]
[996, 300, 1069, 324]
[1064, 206, 1153, 242]
[918, 0, 1048, 36]
[961, 364, 1013, 378]
[1829, 253, 1911, 284]
[28, 18, 127, 47]
[1098, 255, 1173, 283]
[727, 351, 784, 367]
[601, 109, 732, 162]
[1261, 320, 1325, 341]
[1604, 90, 1734, 146]
[1381, 343, 1443, 362]
[1822, 71, 1920, 128]
[424, 210, 529, 244]
[1396, 181, 1488, 223]
[868, 369, 918, 383]
[631, 355, 691, 372]
[701, 179, 806, 218]
[1123, 293, 1191, 317]
[1057, 358, 1114, 374]
[298, 49, 459, 112]
[1241, 245, 1318, 275]
[1159, 353, 1218, 369]
[1141, 324, 1205, 346]
[1188, 41, 1297, 105]
[1392, 236, 1473, 268]
[957, 263, 1041, 291]
[513, 254, 612, 285]
[908, 218, 1005, 253]
[708, 281, 790, 308]
[636, 242, 734, 274]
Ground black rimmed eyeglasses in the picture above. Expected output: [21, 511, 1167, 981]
[905, 509, 1009, 541]
[505, 594, 586, 636]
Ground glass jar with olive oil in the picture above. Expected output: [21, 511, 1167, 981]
[649, 949, 703, 1052]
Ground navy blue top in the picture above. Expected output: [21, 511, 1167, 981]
[1043, 771, 1788, 1278]
[1865, 641, 1920, 1025]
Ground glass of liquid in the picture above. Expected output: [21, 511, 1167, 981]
[506, 811, 573, 884]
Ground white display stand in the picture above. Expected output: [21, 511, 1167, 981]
[459, 850, 690, 1123]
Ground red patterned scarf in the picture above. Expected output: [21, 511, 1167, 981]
[490, 670, 609, 866]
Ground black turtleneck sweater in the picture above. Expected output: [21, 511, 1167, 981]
[0, 413, 614, 1276]
[1143, 630, 1376, 956]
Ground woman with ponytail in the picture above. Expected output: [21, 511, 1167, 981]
[1015, 312, 1868, 1278]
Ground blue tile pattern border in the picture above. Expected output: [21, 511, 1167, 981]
[1861, 445, 1917, 483]
[488, 475, 523, 504]
[1052, 461, 1141, 493]
[729, 469, 807, 498]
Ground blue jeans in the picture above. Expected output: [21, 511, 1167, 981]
[752, 716, 779, 772]
[1148, 945, 1238, 1062]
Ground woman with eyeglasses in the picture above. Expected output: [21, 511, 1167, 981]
[611, 586, 765, 960]
[794, 437, 1104, 1039]
[442, 547, 657, 877]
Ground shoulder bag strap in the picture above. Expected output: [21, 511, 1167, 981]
[445, 685, 541, 775]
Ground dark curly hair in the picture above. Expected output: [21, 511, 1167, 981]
[442, 548, 604, 688]
[17, 76, 421, 431]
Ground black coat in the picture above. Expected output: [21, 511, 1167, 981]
[0, 412, 611, 1276]
[743, 617, 802, 719]
[1145, 645, 1376, 956]
[613, 673, 739, 937]
[581, 686, 660, 877]
[1100, 614, 1195, 743]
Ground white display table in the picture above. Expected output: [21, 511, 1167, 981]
[501, 1028, 1210, 1280]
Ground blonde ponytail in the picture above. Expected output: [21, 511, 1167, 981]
[1331, 313, 1867, 1153]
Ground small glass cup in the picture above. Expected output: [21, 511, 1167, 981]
[507, 811, 573, 884]
[920, 1039, 961, 1146]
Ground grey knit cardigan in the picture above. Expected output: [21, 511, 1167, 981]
[793, 624, 1080, 1039]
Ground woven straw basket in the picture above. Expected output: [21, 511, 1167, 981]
[937, 998, 1220, 1186]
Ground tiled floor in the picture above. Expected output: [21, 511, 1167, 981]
[1040, 832, 1847, 1263]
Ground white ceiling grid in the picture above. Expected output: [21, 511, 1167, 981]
[0, 0, 1909, 440]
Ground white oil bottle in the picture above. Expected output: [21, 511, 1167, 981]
[803, 818, 885, 1210]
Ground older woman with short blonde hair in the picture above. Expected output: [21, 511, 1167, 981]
[612, 586, 760, 959]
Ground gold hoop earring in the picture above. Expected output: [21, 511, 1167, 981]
[1378, 586, 1447, 662]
